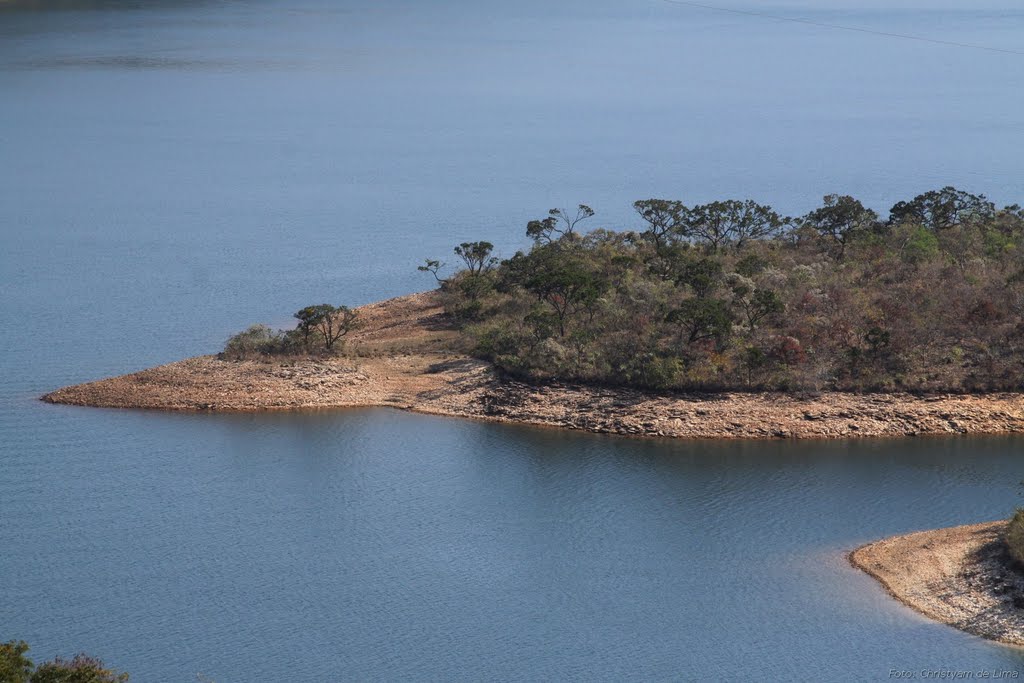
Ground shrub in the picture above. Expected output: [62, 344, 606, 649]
[221, 324, 288, 360]
[0, 641, 128, 683]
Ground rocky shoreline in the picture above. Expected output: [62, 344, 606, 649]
[851, 522, 1024, 647]
[42, 291, 1024, 440]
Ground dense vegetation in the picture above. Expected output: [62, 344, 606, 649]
[0, 641, 127, 683]
[426, 187, 1024, 393]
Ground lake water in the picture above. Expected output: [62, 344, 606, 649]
[2, 0, 1024, 680]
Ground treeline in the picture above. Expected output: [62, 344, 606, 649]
[425, 187, 1024, 393]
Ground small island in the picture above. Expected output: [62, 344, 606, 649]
[44, 187, 1024, 440]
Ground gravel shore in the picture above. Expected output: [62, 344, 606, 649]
[851, 521, 1024, 646]
[42, 291, 1024, 440]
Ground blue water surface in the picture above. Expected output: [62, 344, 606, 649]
[2, 1, 1024, 680]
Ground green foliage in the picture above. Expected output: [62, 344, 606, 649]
[0, 642, 128, 683]
[889, 186, 995, 231]
[417, 259, 446, 283]
[453, 241, 497, 275]
[799, 194, 878, 259]
[296, 304, 357, 350]
[434, 186, 1024, 392]
[1, 641, 33, 683]
[899, 225, 940, 264]
[735, 253, 768, 277]
[670, 255, 722, 298]
[526, 205, 594, 243]
[683, 199, 789, 252]
[668, 298, 732, 348]
[223, 304, 358, 359]
[222, 324, 289, 359]
[633, 199, 687, 252]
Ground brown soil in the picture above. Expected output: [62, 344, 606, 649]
[851, 521, 1024, 646]
[42, 290, 1024, 440]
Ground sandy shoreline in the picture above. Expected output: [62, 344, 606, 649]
[851, 522, 1024, 647]
[42, 291, 1024, 440]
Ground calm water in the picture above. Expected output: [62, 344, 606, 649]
[2, 1, 1024, 680]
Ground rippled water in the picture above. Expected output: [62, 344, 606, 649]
[3, 1, 1024, 680]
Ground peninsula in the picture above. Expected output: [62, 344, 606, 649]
[43, 186, 1024, 438]
[852, 520, 1024, 647]
[42, 290, 1024, 439]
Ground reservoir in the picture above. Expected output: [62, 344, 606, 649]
[2, 0, 1024, 679]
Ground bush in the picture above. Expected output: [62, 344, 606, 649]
[1006, 508, 1024, 566]
[0, 641, 128, 683]
[221, 324, 291, 360]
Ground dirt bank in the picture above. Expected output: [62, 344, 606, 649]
[42, 291, 1024, 440]
[851, 521, 1024, 646]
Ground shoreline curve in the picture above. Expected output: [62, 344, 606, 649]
[41, 291, 1024, 441]
[851, 521, 1024, 647]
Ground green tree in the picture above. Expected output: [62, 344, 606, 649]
[732, 286, 783, 330]
[293, 305, 330, 347]
[889, 186, 995, 231]
[0, 642, 128, 683]
[668, 298, 732, 347]
[899, 225, 940, 264]
[633, 199, 687, 252]
[0, 640, 33, 683]
[30, 655, 128, 683]
[417, 259, 446, 283]
[671, 255, 723, 298]
[319, 305, 358, 350]
[526, 205, 594, 243]
[453, 242, 498, 275]
[292, 304, 358, 350]
[515, 246, 608, 337]
[683, 200, 788, 252]
[800, 194, 879, 259]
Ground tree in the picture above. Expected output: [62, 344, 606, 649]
[729, 276, 783, 330]
[30, 655, 129, 683]
[667, 298, 732, 347]
[526, 205, 594, 243]
[417, 259, 446, 283]
[633, 199, 687, 252]
[683, 199, 788, 252]
[671, 255, 722, 298]
[800, 194, 879, 259]
[319, 305, 358, 350]
[1, 641, 32, 683]
[293, 304, 358, 351]
[515, 246, 608, 336]
[294, 305, 329, 347]
[0, 642, 128, 683]
[453, 241, 497, 275]
[889, 186, 995, 230]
